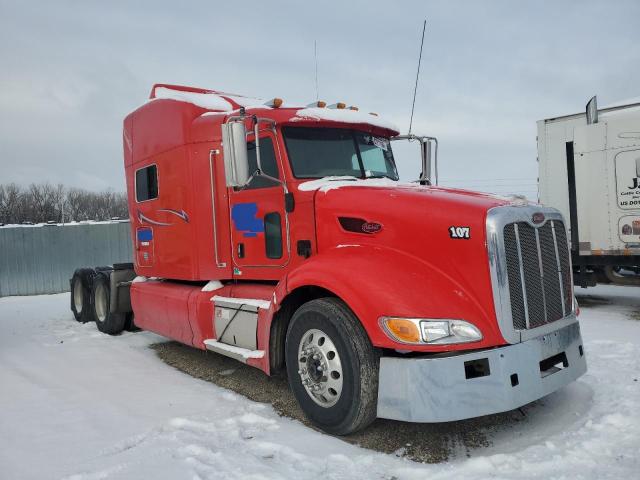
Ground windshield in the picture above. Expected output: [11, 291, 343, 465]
[282, 127, 399, 180]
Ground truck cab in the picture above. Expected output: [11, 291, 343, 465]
[72, 84, 587, 435]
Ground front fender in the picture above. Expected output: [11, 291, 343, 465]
[286, 245, 506, 352]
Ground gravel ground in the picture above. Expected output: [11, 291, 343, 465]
[151, 342, 534, 463]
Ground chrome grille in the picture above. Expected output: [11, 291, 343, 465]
[503, 220, 571, 330]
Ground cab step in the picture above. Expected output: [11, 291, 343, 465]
[203, 339, 265, 364]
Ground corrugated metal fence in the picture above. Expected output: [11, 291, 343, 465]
[0, 221, 133, 296]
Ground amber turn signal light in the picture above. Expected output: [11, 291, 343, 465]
[381, 318, 421, 344]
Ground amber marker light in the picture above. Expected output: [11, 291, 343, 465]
[380, 317, 421, 344]
[306, 100, 326, 108]
[265, 98, 283, 108]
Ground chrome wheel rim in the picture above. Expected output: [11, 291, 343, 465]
[297, 328, 343, 408]
[73, 279, 83, 314]
[95, 283, 108, 322]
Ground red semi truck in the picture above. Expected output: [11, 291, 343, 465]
[70, 84, 587, 434]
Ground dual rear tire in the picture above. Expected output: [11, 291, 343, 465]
[70, 269, 128, 335]
[70, 269, 94, 323]
[92, 273, 127, 335]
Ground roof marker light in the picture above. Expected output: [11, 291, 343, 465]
[265, 98, 283, 108]
[348, 106, 359, 111]
[328, 102, 346, 109]
[306, 101, 327, 108]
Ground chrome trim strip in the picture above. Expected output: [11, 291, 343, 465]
[156, 208, 189, 223]
[209, 149, 226, 268]
[534, 227, 548, 323]
[137, 210, 171, 226]
[513, 224, 530, 329]
[550, 220, 566, 317]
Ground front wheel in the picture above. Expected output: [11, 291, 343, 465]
[285, 298, 379, 435]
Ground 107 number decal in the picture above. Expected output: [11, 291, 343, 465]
[449, 226, 471, 239]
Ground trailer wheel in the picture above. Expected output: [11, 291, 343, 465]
[285, 298, 379, 435]
[92, 273, 126, 335]
[70, 269, 94, 323]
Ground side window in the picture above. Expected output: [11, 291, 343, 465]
[359, 134, 396, 177]
[264, 212, 283, 259]
[246, 137, 280, 189]
[136, 165, 158, 202]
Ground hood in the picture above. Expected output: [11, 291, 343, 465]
[308, 180, 519, 323]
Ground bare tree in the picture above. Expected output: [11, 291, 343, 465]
[0, 184, 25, 224]
[0, 184, 129, 224]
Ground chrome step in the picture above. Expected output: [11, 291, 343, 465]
[203, 339, 264, 364]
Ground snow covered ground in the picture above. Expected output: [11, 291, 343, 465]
[0, 285, 638, 479]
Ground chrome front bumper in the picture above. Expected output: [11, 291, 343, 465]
[377, 321, 587, 423]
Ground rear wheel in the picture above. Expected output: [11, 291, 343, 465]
[92, 274, 126, 335]
[70, 269, 94, 323]
[285, 298, 379, 435]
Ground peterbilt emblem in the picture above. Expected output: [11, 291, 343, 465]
[532, 212, 545, 224]
[362, 222, 382, 234]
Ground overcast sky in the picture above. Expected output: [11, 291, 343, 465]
[1, 0, 638, 198]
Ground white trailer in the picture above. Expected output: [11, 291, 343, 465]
[537, 97, 640, 287]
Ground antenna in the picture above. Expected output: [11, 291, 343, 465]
[314, 40, 319, 101]
[408, 19, 426, 135]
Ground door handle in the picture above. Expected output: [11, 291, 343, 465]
[237, 243, 245, 258]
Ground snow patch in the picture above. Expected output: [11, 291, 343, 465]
[298, 176, 414, 193]
[132, 276, 147, 283]
[201, 280, 223, 292]
[153, 87, 233, 111]
[2, 285, 639, 479]
[211, 295, 271, 309]
[222, 94, 266, 108]
[291, 107, 399, 133]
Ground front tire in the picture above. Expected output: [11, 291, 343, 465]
[92, 273, 126, 335]
[285, 298, 379, 435]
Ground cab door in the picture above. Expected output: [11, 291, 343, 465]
[228, 133, 289, 273]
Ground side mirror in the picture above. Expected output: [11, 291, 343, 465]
[222, 121, 250, 187]
[420, 140, 431, 185]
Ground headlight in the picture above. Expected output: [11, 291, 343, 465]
[380, 317, 482, 345]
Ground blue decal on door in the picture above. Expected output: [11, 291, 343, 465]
[231, 203, 264, 238]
